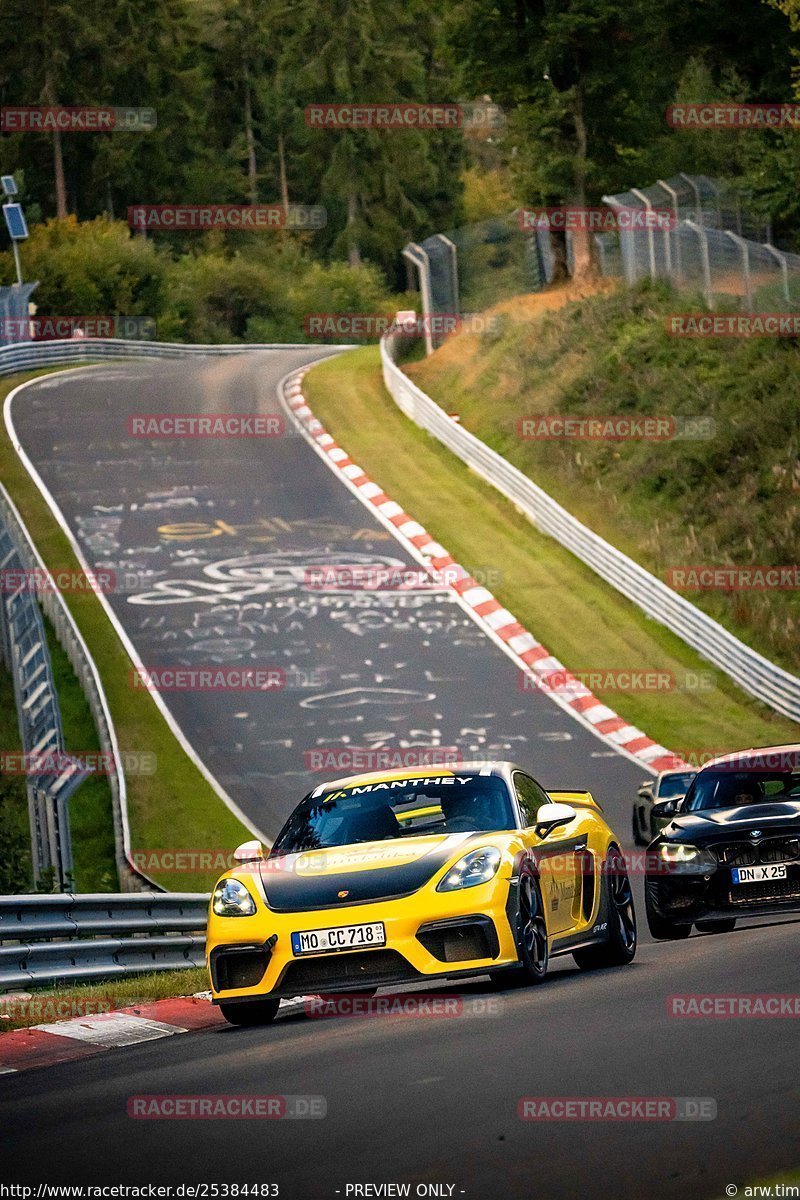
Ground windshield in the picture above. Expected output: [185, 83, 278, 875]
[683, 770, 800, 813]
[271, 774, 515, 855]
[658, 772, 696, 798]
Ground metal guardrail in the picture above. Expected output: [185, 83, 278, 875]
[0, 488, 92, 887]
[0, 484, 156, 893]
[0, 892, 209, 989]
[0, 337, 318, 377]
[0, 285, 39, 348]
[380, 331, 800, 724]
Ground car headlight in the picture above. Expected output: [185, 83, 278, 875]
[660, 843, 700, 862]
[437, 847, 501, 892]
[658, 843, 714, 871]
[212, 878, 257, 916]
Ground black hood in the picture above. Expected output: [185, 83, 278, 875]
[257, 833, 478, 912]
[663, 801, 800, 844]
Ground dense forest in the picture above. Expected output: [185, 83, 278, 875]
[2, 0, 800, 327]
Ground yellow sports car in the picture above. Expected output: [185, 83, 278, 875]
[207, 761, 636, 1025]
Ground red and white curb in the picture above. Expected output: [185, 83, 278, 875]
[0, 993, 317, 1075]
[0, 996, 224, 1074]
[281, 368, 686, 775]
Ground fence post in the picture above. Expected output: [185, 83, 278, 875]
[724, 231, 753, 311]
[602, 197, 636, 284]
[684, 219, 713, 306]
[401, 242, 435, 355]
[763, 243, 791, 306]
[679, 173, 703, 225]
[435, 234, 460, 318]
[657, 179, 680, 279]
[631, 188, 657, 280]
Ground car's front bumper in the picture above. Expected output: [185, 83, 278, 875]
[646, 867, 800, 924]
[207, 881, 520, 1002]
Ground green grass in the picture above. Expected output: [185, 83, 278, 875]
[0, 370, 250, 892]
[408, 279, 800, 673]
[303, 347, 798, 759]
[0, 967, 208, 1030]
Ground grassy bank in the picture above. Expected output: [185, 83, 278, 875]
[407, 280, 800, 674]
[0, 968, 208, 1031]
[303, 347, 798, 759]
[0, 370, 250, 892]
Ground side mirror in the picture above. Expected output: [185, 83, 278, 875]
[652, 799, 677, 819]
[233, 840, 266, 863]
[534, 803, 577, 838]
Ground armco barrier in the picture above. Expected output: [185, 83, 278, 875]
[0, 337, 326, 377]
[0, 483, 155, 893]
[0, 486, 91, 888]
[0, 892, 209, 989]
[380, 329, 800, 724]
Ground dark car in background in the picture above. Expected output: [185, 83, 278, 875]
[632, 768, 697, 845]
[645, 746, 800, 939]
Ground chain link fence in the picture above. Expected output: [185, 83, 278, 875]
[404, 174, 800, 349]
[404, 214, 548, 348]
[601, 174, 800, 309]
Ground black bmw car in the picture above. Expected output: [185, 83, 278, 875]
[645, 745, 800, 939]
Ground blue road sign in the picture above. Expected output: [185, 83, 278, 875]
[1, 176, 18, 197]
[3, 203, 28, 240]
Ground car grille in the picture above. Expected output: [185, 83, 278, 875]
[714, 837, 800, 867]
[278, 949, 422, 995]
[728, 878, 800, 906]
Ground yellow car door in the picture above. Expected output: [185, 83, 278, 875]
[512, 771, 587, 935]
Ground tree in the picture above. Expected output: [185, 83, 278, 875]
[0, 0, 100, 216]
[278, 0, 462, 274]
[448, 0, 674, 279]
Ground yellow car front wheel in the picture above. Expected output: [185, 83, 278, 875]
[492, 867, 549, 987]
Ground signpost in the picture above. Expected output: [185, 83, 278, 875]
[1, 176, 28, 286]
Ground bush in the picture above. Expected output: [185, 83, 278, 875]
[0, 217, 166, 320]
[0, 218, 397, 345]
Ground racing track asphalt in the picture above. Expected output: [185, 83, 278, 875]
[8, 349, 649, 835]
[4, 351, 799, 1198]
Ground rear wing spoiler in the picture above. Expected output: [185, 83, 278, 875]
[547, 789, 603, 813]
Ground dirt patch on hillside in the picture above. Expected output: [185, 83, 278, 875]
[413, 278, 619, 376]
